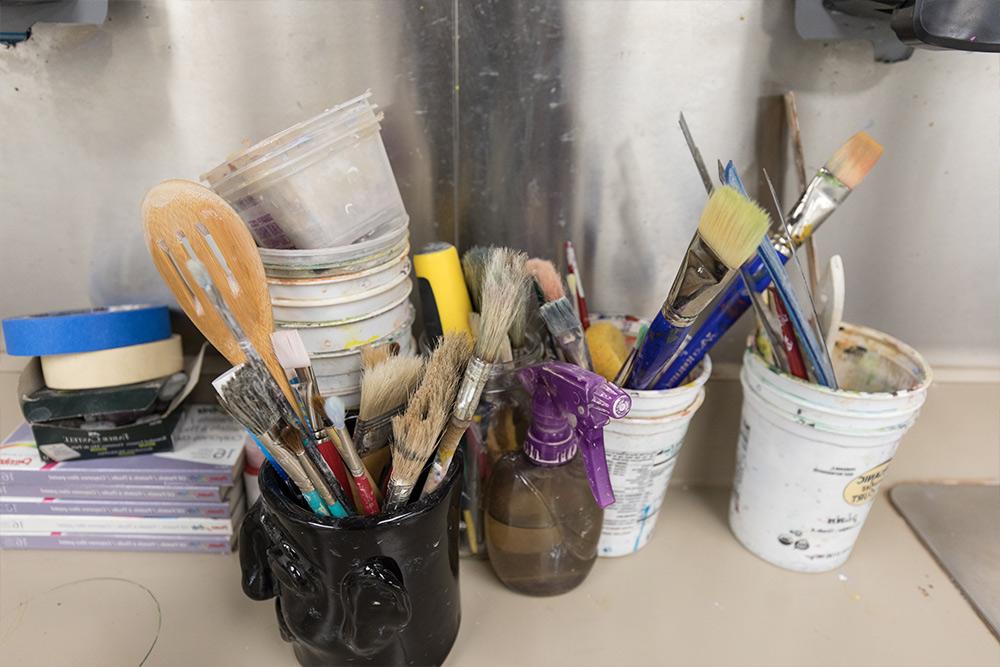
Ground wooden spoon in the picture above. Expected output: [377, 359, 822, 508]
[141, 179, 302, 417]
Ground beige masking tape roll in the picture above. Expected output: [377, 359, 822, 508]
[41, 334, 184, 390]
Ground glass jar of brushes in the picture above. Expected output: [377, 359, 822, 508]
[419, 332, 547, 558]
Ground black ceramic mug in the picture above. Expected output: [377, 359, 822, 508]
[240, 460, 463, 666]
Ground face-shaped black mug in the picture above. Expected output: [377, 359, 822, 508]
[240, 459, 463, 666]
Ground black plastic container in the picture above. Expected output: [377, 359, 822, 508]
[240, 460, 463, 666]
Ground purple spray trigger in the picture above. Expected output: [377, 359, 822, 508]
[519, 362, 631, 508]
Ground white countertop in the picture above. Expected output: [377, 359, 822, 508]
[1, 486, 997, 667]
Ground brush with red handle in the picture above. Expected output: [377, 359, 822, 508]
[770, 287, 808, 380]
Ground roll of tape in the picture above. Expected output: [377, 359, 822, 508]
[40, 334, 184, 390]
[2, 305, 171, 356]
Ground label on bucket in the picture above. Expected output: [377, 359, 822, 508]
[598, 429, 689, 557]
[843, 460, 892, 505]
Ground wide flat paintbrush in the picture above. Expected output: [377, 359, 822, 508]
[354, 355, 425, 457]
[421, 249, 527, 497]
[385, 332, 471, 512]
[623, 186, 770, 389]
[655, 131, 883, 389]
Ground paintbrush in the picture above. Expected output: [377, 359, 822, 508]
[529, 258, 593, 371]
[385, 332, 472, 512]
[653, 131, 883, 389]
[677, 116, 789, 374]
[565, 241, 591, 330]
[361, 341, 399, 371]
[462, 246, 490, 312]
[230, 360, 354, 516]
[323, 396, 381, 516]
[421, 249, 527, 497]
[270, 328, 354, 496]
[623, 186, 770, 389]
[466, 245, 529, 350]
[354, 355, 425, 456]
[213, 365, 333, 517]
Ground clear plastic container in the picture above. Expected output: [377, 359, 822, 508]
[202, 92, 406, 250]
[259, 218, 409, 278]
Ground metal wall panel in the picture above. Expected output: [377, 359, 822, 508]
[1, 1, 998, 364]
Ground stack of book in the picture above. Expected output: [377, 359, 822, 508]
[0, 405, 246, 554]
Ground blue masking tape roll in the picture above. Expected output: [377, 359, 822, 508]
[2, 305, 172, 356]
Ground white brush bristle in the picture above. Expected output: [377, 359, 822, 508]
[697, 186, 770, 269]
[826, 131, 883, 190]
[270, 329, 311, 370]
[323, 396, 347, 428]
[211, 366, 239, 394]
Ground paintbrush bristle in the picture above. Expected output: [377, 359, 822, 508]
[390, 333, 471, 483]
[361, 342, 396, 371]
[825, 131, 883, 190]
[526, 258, 564, 303]
[270, 329, 311, 371]
[478, 248, 529, 362]
[539, 297, 580, 336]
[697, 186, 771, 269]
[322, 395, 349, 429]
[213, 363, 282, 436]
[462, 246, 490, 312]
[358, 355, 425, 421]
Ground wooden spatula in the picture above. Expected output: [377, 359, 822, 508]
[141, 179, 302, 418]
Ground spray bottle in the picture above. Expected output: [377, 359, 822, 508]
[484, 361, 631, 596]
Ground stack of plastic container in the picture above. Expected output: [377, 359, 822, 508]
[203, 93, 415, 408]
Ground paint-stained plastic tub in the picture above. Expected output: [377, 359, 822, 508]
[280, 302, 415, 356]
[267, 245, 410, 301]
[259, 218, 409, 279]
[594, 315, 711, 557]
[729, 323, 932, 573]
[203, 92, 405, 249]
[270, 269, 412, 323]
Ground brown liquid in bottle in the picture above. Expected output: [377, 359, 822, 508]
[485, 452, 603, 596]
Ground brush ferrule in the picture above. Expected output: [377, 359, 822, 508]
[663, 235, 735, 321]
[453, 356, 492, 422]
[787, 169, 850, 244]
[354, 407, 403, 456]
[332, 425, 364, 476]
[384, 480, 415, 513]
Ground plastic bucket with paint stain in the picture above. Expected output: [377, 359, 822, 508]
[595, 315, 712, 557]
[729, 323, 932, 573]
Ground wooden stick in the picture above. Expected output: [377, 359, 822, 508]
[783, 92, 819, 291]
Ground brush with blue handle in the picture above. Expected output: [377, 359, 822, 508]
[719, 162, 837, 388]
[653, 132, 882, 389]
[621, 186, 771, 390]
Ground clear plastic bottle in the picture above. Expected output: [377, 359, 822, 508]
[484, 362, 631, 596]
[485, 451, 603, 596]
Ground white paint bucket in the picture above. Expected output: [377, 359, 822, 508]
[266, 245, 410, 301]
[277, 299, 414, 355]
[270, 269, 413, 323]
[595, 315, 712, 557]
[729, 323, 932, 573]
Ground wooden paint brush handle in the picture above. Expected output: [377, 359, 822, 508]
[771, 287, 808, 380]
[421, 417, 468, 497]
[324, 426, 381, 516]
